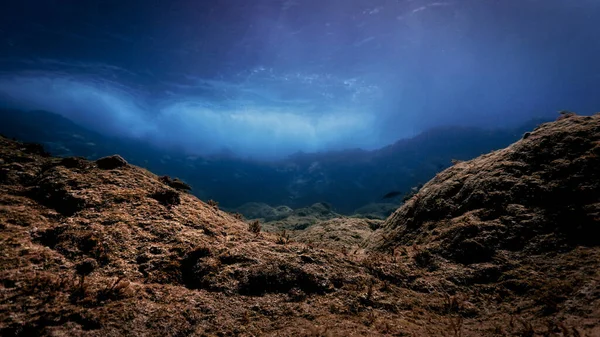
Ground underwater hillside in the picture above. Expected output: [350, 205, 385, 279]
[1, 112, 599, 336]
[1, 0, 600, 336]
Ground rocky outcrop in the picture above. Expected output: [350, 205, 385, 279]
[0, 136, 382, 336]
[372, 113, 600, 261]
[1, 114, 599, 336]
[95, 154, 128, 170]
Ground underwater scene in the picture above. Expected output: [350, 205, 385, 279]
[0, 1, 599, 336]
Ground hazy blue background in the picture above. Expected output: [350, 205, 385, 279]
[0, 0, 599, 159]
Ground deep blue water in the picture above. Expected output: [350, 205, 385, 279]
[1, 0, 598, 159]
[0, 108, 546, 214]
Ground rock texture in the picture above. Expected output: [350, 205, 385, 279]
[95, 155, 128, 170]
[0, 136, 419, 336]
[261, 202, 341, 232]
[370, 113, 600, 333]
[372, 113, 600, 258]
[1, 113, 599, 336]
[290, 217, 381, 252]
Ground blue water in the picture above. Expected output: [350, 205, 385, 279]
[0, 0, 599, 159]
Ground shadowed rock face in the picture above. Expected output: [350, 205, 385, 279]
[95, 155, 128, 170]
[374, 113, 600, 263]
[0, 114, 599, 336]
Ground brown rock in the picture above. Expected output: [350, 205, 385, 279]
[0, 115, 599, 336]
[95, 154, 128, 169]
[373, 113, 600, 259]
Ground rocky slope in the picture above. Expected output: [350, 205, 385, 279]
[1, 112, 599, 336]
[372, 112, 600, 255]
[370, 112, 600, 332]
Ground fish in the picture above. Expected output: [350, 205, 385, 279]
[382, 191, 402, 199]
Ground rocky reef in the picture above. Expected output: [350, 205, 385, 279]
[0, 113, 599, 336]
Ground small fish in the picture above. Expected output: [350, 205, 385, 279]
[382, 191, 402, 199]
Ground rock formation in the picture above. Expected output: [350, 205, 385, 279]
[1, 113, 599, 336]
